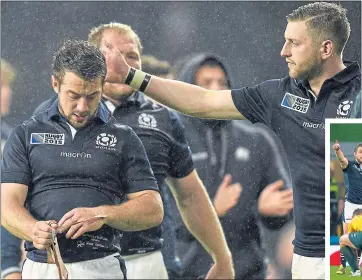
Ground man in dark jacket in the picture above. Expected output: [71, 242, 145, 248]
[170, 52, 294, 279]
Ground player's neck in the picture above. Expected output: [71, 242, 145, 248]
[309, 59, 346, 96]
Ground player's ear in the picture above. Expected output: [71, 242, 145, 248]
[51, 75, 60, 94]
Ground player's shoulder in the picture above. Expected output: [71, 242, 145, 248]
[107, 117, 135, 135]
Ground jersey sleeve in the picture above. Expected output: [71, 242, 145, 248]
[342, 160, 353, 172]
[1, 125, 32, 185]
[167, 111, 194, 178]
[231, 79, 281, 127]
[121, 128, 159, 193]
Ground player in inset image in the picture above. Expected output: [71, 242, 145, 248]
[333, 141, 362, 275]
[340, 208, 362, 277]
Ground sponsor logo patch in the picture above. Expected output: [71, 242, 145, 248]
[281, 93, 310, 113]
[60, 152, 92, 158]
[30, 133, 64, 145]
[302, 122, 325, 129]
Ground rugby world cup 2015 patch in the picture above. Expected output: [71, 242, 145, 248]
[281, 93, 310, 113]
[30, 133, 65, 145]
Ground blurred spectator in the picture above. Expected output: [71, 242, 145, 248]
[141, 55, 174, 79]
[1, 59, 15, 153]
[1, 59, 23, 279]
[170, 52, 293, 279]
[275, 222, 295, 278]
[140, 55, 174, 105]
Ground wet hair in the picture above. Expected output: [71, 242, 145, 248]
[52, 39, 106, 85]
[353, 208, 362, 217]
[88, 22, 143, 55]
[287, 2, 350, 55]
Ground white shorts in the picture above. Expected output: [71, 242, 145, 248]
[344, 200, 362, 223]
[22, 253, 126, 279]
[291, 253, 324, 279]
[123, 250, 168, 279]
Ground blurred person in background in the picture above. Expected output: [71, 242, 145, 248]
[340, 208, 362, 276]
[274, 221, 295, 279]
[333, 141, 362, 274]
[141, 55, 174, 105]
[169, 52, 293, 279]
[1, 59, 16, 153]
[1, 58, 23, 280]
[141, 55, 174, 79]
[139, 54, 183, 278]
[33, 23, 234, 279]
[102, 3, 360, 278]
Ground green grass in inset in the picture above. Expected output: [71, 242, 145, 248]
[330, 265, 351, 280]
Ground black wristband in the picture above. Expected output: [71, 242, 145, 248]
[124, 68, 136, 85]
[139, 74, 151, 92]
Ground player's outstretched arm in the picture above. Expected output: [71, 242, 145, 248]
[102, 40, 244, 120]
[332, 140, 349, 169]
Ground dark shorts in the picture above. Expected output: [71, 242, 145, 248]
[349, 232, 362, 249]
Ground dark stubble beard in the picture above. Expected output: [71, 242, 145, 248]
[58, 102, 98, 128]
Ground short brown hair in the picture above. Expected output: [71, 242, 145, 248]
[1, 59, 16, 85]
[88, 22, 143, 55]
[354, 143, 362, 153]
[287, 2, 351, 55]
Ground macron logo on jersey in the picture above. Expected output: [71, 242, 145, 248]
[281, 93, 310, 113]
[30, 133, 65, 145]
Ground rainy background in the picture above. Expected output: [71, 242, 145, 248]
[1, 1, 361, 127]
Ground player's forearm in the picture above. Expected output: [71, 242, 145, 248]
[144, 76, 213, 117]
[335, 149, 348, 168]
[1, 203, 37, 241]
[175, 185, 232, 264]
[96, 192, 163, 231]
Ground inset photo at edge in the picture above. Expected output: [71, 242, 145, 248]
[327, 119, 362, 279]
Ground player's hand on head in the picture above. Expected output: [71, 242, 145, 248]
[102, 40, 130, 84]
[32, 220, 58, 250]
[57, 208, 105, 240]
[332, 140, 340, 151]
[258, 180, 293, 216]
[213, 174, 242, 217]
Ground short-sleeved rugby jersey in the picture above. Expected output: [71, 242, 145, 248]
[103, 92, 194, 255]
[32, 92, 195, 255]
[231, 62, 361, 257]
[1, 100, 158, 262]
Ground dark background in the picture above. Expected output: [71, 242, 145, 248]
[1, 1, 361, 126]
